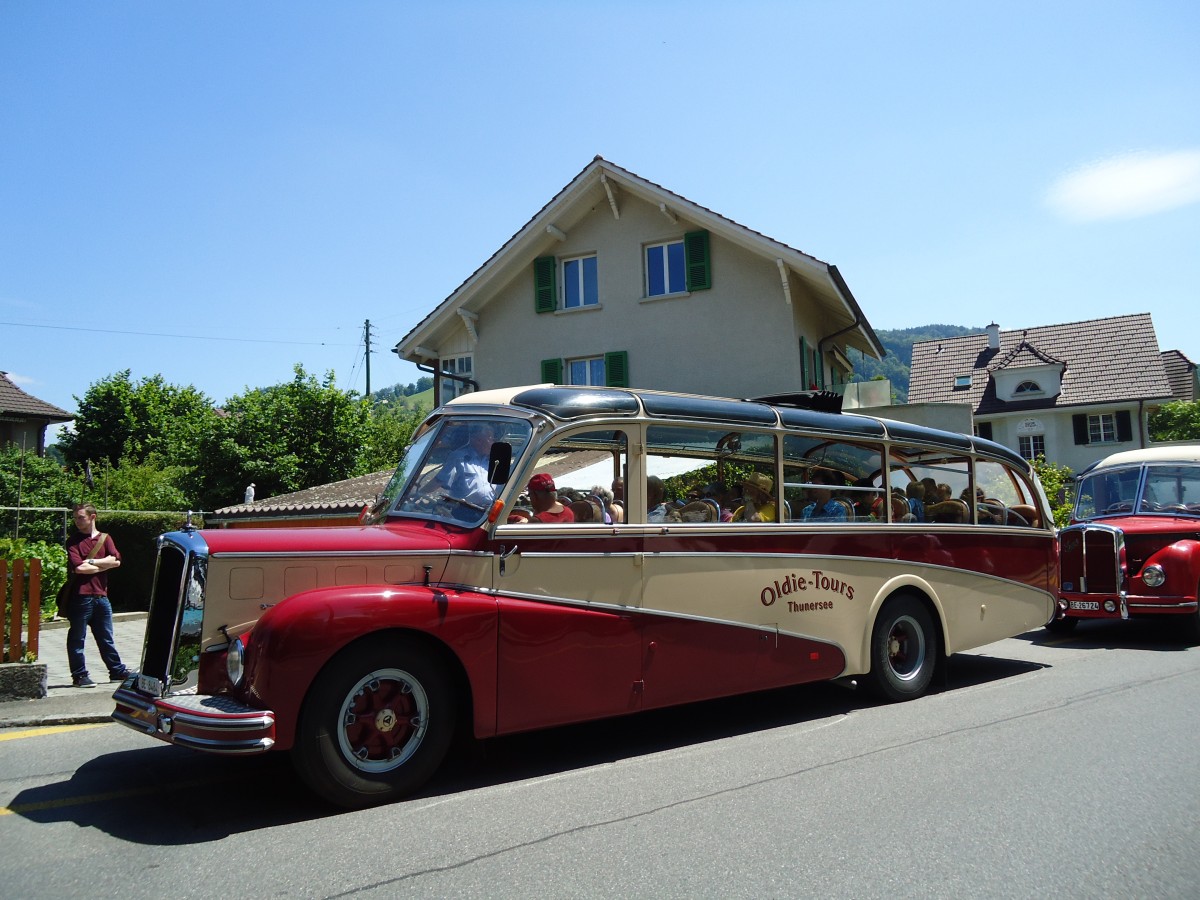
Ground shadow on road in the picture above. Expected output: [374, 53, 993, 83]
[8, 647, 1044, 841]
[1019, 617, 1200, 651]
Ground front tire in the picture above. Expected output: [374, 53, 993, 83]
[865, 594, 939, 701]
[293, 636, 455, 808]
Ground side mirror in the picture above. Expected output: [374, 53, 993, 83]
[488, 442, 512, 485]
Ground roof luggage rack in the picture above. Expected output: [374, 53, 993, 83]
[748, 390, 843, 414]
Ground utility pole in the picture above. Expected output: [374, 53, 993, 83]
[363, 319, 373, 397]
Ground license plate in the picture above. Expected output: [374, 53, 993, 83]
[137, 673, 163, 695]
[1069, 600, 1100, 611]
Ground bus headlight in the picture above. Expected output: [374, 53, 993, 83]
[226, 637, 245, 687]
[1142, 565, 1166, 588]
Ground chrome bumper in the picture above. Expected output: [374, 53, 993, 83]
[112, 685, 276, 754]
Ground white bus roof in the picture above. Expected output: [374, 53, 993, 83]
[1086, 444, 1200, 472]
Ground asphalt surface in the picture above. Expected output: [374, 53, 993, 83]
[0, 612, 147, 728]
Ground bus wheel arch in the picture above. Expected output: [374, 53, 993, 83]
[864, 587, 943, 702]
[291, 629, 471, 808]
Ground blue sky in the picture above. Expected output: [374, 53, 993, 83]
[2, 1, 1197, 417]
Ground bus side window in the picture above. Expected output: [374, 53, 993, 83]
[783, 435, 884, 523]
[890, 447, 971, 524]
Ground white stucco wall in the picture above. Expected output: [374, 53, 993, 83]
[984, 405, 1148, 474]
[460, 194, 830, 400]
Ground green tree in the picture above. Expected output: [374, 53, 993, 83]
[185, 365, 371, 510]
[357, 404, 426, 475]
[1032, 455, 1075, 528]
[1149, 400, 1200, 442]
[0, 444, 76, 543]
[59, 371, 216, 470]
[87, 459, 192, 511]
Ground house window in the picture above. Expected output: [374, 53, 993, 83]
[1018, 435, 1045, 460]
[1088, 413, 1118, 444]
[1015, 381, 1042, 394]
[645, 240, 687, 297]
[562, 255, 598, 309]
[954, 375, 972, 389]
[643, 230, 711, 297]
[1073, 410, 1132, 445]
[567, 356, 606, 386]
[541, 351, 629, 388]
[439, 355, 473, 402]
[974, 421, 993, 441]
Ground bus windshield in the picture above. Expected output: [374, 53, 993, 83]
[1076, 464, 1200, 518]
[365, 416, 533, 526]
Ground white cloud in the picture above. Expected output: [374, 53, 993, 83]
[1046, 149, 1200, 222]
[3, 372, 35, 386]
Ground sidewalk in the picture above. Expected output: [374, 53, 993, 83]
[0, 612, 147, 729]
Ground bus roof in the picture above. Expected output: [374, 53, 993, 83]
[1080, 443, 1200, 476]
[446, 384, 1027, 469]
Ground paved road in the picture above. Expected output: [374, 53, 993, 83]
[2, 619, 1198, 898]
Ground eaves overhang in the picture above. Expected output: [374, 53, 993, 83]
[395, 157, 883, 363]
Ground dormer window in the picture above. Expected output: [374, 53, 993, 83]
[1015, 380, 1043, 394]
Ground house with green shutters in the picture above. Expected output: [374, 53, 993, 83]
[907, 314, 1187, 473]
[393, 156, 884, 405]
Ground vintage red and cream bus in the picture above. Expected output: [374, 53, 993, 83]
[1053, 444, 1200, 636]
[113, 385, 1056, 807]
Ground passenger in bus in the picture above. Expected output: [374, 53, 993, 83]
[567, 498, 600, 522]
[736, 472, 777, 522]
[920, 478, 940, 507]
[527, 473, 575, 523]
[589, 484, 620, 523]
[905, 481, 926, 521]
[800, 469, 849, 522]
[892, 491, 915, 522]
[647, 476, 669, 522]
[703, 483, 736, 522]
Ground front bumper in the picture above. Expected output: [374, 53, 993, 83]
[1057, 593, 1198, 620]
[112, 683, 276, 754]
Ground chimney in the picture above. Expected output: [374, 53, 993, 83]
[986, 322, 1000, 350]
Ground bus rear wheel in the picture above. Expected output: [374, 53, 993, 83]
[865, 594, 938, 701]
[293, 637, 455, 808]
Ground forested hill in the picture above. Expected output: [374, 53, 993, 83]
[852, 324, 982, 401]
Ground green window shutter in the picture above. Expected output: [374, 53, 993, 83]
[1116, 410, 1133, 442]
[683, 230, 711, 291]
[604, 350, 629, 387]
[540, 358, 563, 384]
[1072, 414, 1089, 445]
[534, 256, 557, 314]
[799, 336, 808, 387]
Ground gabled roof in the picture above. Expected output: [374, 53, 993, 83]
[395, 156, 883, 361]
[989, 339, 1064, 371]
[909, 313, 1174, 414]
[211, 469, 393, 520]
[0, 372, 72, 422]
[1161, 349, 1197, 402]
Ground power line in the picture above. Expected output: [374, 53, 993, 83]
[0, 321, 356, 347]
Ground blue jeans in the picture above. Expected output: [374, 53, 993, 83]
[66, 594, 125, 679]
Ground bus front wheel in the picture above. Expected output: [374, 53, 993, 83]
[293, 637, 455, 808]
[865, 595, 939, 701]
